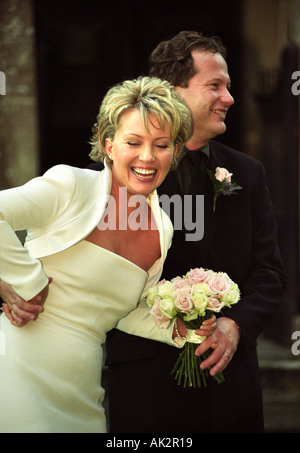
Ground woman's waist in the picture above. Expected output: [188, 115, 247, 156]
[39, 307, 106, 343]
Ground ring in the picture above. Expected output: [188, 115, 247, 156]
[211, 342, 218, 350]
[223, 352, 231, 359]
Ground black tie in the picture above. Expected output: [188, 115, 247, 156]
[184, 151, 207, 195]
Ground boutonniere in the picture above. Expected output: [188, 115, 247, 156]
[206, 167, 242, 212]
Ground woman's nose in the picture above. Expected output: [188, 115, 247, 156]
[139, 145, 155, 162]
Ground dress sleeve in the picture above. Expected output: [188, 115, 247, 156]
[0, 220, 49, 300]
[115, 298, 185, 348]
[0, 165, 76, 300]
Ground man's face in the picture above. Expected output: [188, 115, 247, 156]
[175, 51, 234, 146]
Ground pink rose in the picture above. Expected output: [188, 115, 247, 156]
[215, 167, 232, 183]
[149, 298, 171, 328]
[207, 296, 224, 312]
[208, 274, 231, 295]
[186, 268, 210, 285]
[172, 277, 192, 292]
[174, 291, 194, 313]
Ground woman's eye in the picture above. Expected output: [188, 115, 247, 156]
[156, 144, 169, 149]
[127, 142, 139, 147]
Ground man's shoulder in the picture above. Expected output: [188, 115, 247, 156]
[210, 139, 261, 170]
[210, 139, 254, 160]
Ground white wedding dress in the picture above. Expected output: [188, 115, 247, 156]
[0, 240, 158, 433]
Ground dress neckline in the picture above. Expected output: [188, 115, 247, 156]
[82, 239, 160, 276]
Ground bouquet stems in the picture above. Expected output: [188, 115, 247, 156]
[171, 342, 225, 388]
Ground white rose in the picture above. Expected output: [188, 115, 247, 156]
[146, 286, 159, 307]
[157, 281, 174, 297]
[223, 289, 240, 307]
[193, 292, 209, 315]
[159, 296, 176, 319]
[193, 282, 210, 295]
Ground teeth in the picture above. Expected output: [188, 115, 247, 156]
[132, 168, 156, 176]
[213, 109, 226, 117]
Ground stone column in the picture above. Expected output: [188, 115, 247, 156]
[0, 0, 39, 190]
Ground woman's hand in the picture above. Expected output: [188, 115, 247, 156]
[0, 278, 52, 327]
[173, 314, 217, 341]
[196, 314, 217, 338]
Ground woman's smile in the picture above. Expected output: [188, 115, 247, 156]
[131, 167, 157, 181]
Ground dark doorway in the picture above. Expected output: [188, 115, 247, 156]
[33, 0, 244, 172]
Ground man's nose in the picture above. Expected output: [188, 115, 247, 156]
[221, 89, 234, 106]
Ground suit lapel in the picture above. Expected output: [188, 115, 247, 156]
[198, 141, 227, 258]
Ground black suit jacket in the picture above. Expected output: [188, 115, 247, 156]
[89, 140, 286, 432]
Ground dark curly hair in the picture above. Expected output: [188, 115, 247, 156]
[149, 31, 227, 88]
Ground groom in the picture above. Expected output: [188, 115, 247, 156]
[100, 31, 286, 432]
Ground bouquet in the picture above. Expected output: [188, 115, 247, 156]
[146, 267, 240, 388]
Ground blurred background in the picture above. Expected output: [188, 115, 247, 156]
[0, 0, 299, 432]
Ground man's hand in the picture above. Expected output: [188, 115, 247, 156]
[0, 277, 52, 326]
[195, 316, 240, 375]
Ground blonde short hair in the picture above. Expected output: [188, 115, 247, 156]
[89, 76, 193, 169]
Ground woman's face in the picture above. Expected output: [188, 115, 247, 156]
[106, 108, 177, 197]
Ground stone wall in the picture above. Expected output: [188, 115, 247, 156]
[0, 0, 39, 189]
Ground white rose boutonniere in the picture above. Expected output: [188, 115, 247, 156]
[207, 167, 242, 212]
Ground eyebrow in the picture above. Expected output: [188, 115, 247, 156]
[123, 133, 171, 140]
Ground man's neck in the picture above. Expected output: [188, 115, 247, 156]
[185, 137, 209, 151]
